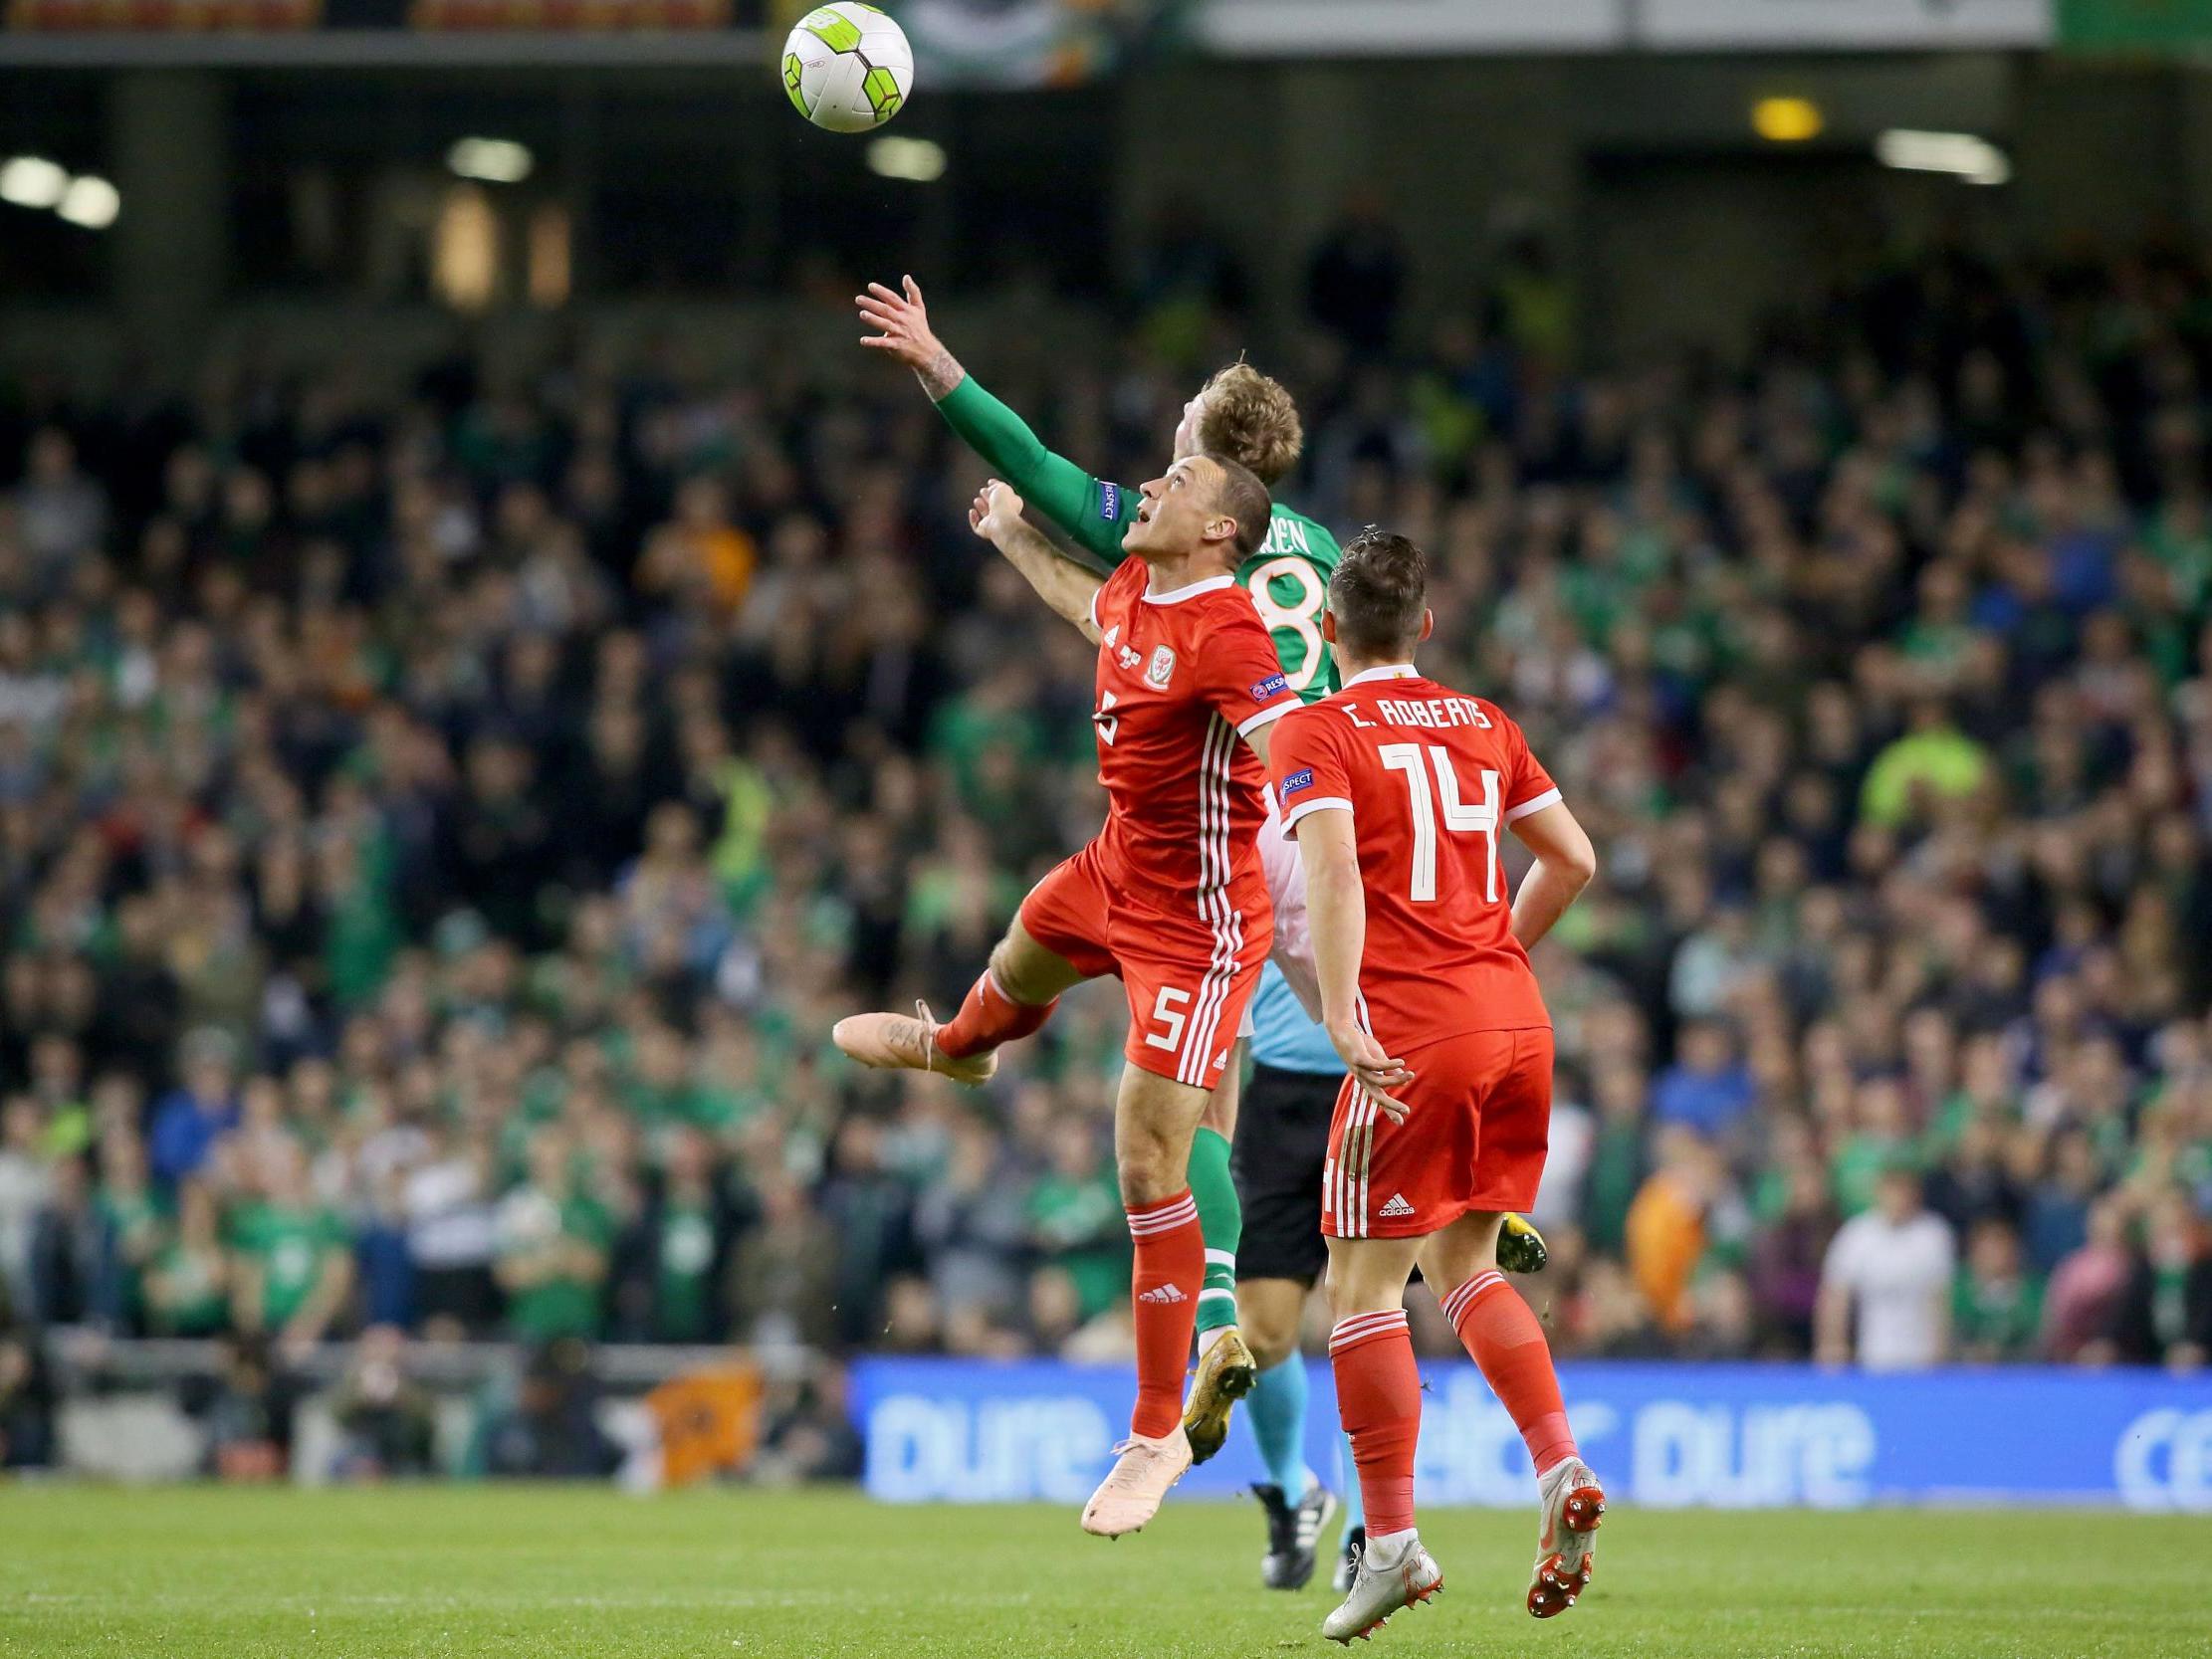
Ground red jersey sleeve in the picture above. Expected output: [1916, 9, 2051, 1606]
[1270, 706, 1356, 833]
[1202, 602, 1305, 739]
[1500, 714, 1562, 825]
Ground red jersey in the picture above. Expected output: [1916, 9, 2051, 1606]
[1086, 556, 1303, 905]
[1269, 665, 1561, 1048]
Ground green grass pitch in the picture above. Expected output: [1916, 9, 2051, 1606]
[1, 1485, 2203, 1657]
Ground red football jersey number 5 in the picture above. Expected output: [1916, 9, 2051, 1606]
[1380, 743, 1501, 904]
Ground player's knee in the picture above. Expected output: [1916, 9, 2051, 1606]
[1200, 1060, 1241, 1138]
[987, 934, 1046, 1005]
[1323, 1277, 1358, 1325]
[1240, 1306, 1300, 1370]
[1115, 1137, 1182, 1206]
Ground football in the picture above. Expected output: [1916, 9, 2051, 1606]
[781, 2, 913, 133]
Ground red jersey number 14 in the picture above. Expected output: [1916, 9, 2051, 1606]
[1380, 743, 1500, 904]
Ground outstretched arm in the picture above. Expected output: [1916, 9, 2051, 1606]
[970, 480, 1103, 643]
[859, 276, 1127, 570]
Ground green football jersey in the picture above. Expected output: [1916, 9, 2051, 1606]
[936, 374, 1342, 702]
[1238, 506, 1342, 702]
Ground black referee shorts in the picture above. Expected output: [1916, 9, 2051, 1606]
[1230, 1061, 1343, 1287]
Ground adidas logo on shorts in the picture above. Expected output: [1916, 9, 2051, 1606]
[1137, 1284, 1189, 1304]
[1379, 1193, 1416, 1218]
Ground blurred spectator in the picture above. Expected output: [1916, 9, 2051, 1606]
[1746, 1156, 1837, 1354]
[2043, 1195, 2134, 1362]
[0, 1099, 52, 1318]
[328, 1324, 439, 1479]
[229, 1144, 353, 1359]
[147, 1031, 242, 1189]
[2103, 1189, 2212, 1371]
[1626, 1128, 1738, 1333]
[1652, 1022, 1757, 1140]
[144, 1182, 233, 1337]
[1951, 1218, 2044, 1362]
[494, 1132, 612, 1344]
[193, 1335, 303, 1481]
[475, 1339, 620, 1480]
[0, 1323, 57, 1469]
[729, 1175, 839, 1351]
[611, 1127, 745, 1344]
[1818, 1166, 1957, 1370]
[752, 1364, 865, 1485]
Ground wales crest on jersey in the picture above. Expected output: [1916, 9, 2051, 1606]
[1146, 646, 1176, 689]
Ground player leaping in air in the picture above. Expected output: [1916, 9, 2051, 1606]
[834, 456, 1298, 1537]
[855, 275, 1546, 1592]
[1265, 531, 1606, 1641]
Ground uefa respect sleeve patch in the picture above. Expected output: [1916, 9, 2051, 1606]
[1099, 482, 1122, 520]
[1250, 673, 1289, 701]
[1279, 767, 1315, 798]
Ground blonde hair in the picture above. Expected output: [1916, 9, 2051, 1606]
[1195, 361, 1303, 488]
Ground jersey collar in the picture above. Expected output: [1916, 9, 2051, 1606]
[1142, 573, 1237, 605]
[1343, 664, 1421, 686]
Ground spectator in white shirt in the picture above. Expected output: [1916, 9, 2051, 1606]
[1817, 1164, 1956, 1370]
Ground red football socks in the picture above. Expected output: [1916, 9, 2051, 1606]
[934, 969, 1056, 1059]
[1329, 1309, 1422, 1539]
[1127, 1189, 1204, 1438]
[1441, 1270, 1577, 1474]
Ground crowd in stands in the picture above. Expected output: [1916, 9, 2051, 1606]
[4, 234, 2212, 1466]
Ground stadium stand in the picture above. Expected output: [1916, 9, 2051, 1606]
[2, 237, 2210, 1455]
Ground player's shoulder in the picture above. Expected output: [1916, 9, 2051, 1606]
[1278, 504, 1343, 566]
[1098, 554, 1148, 604]
[1274, 697, 1333, 740]
[1184, 570, 1276, 631]
[1275, 691, 1356, 749]
[1421, 675, 1522, 736]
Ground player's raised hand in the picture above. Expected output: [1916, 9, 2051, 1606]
[969, 479, 1026, 544]
[857, 276, 944, 364]
[1326, 1017, 1415, 1122]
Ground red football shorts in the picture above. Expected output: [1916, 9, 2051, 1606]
[1322, 1026, 1554, 1238]
[1017, 841, 1270, 1089]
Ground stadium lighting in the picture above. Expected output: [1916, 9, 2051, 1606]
[0, 155, 70, 210]
[446, 137, 535, 185]
[1876, 129, 2011, 186]
[1751, 97, 1823, 143]
[56, 174, 119, 230]
[866, 136, 947, 183]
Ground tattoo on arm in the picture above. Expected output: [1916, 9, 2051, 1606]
[917, 348, 966, 402]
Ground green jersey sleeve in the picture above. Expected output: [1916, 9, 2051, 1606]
[934, 375, 1135, 573]
[1239, 508, 1343, 702]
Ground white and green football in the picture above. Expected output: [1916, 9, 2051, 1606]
[781, 3, 913, 133]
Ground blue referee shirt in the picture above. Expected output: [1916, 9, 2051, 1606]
[1247, 962, 1343, 1076]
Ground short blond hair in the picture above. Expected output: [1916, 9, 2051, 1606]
[1195, 361, 1303, 488]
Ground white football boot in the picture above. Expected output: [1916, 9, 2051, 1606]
[1526, 1456, 1606, 1618]
[1320, 1532, 1442, 1643]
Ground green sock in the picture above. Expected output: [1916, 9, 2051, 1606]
[1187, 1127, 1241, 1337]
